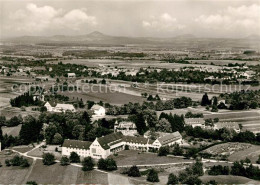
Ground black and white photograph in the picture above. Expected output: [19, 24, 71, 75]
[0, 0, 260, 184]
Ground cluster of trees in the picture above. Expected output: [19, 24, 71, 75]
[208, 160, 260, 181]
[185, 125, 260, 145]
[0, 115, 23, 127]
[107, 97, 192, 116]
[220, 90, 260, 110]
[5, 155, 30, 167]
[167, 160, 204, 185]
[157, 144, 184, 156]
[185, 111, 203, 118]
[42, 111, 112, 144]
[208, 165, 229, 175]
[159, 113, 185, 133]
[10, 92, 42, 107]
[122, 165, 159, 182]
[107, 68, 236, 84]
[97, 158, 117, 171]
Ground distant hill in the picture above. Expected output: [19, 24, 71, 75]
[2, 31, 260, 49]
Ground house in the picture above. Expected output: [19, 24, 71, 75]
[91, 105, 106, 116]
[54, 104, 76, 112]
[32, 90, 44, 101]
[214, 122, 240, 133]
[44, 102, 54, 112]
[114, 121, 138, 136]
[62, 131, 183, 159]
[185, 118, 205, 128]
[44, 102, 76, 112]
[149, 132, 183, 149]
[67, 73, 76, 78]
[62, 139, 92, 157]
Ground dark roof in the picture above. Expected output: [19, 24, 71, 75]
[62, 139, 92, 150]
[123, 136, 150, 144]
[157, 132, 182, 145]
[97, 132, 124, 150]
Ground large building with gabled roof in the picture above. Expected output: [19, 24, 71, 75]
[62, 131, 182, 159]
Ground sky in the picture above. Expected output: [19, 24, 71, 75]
[0, 0, 260, 38]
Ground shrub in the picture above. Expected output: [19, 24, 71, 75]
[167, 173, 178, 185]
[82, 157, 94, 171]
[158, 146, 169, 156]
[42, 153, 55, 166]
[147, 169, 159, 182]
[128, 165, 141, 177]
[5, 159, 11, 167]
[60, 156, 70, 166]
[69, 152, 80, 163]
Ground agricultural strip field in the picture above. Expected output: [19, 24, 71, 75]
[200, 175, 260, 184]
[63, 85, 144, 105]
[203, 142, 260, 164]
[204, 110, 260, 133]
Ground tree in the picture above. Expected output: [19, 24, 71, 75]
[52, 133, 63, 145]
[192, 160, 204, 176]
[5, 159, 11, 166]
[167, 173, 178, 185]
[128, 165, 141, 177]
[69, 152, 80, 163]
[147, 169, 159, 182]
[60, 156, 70, 166]
[257, 155, 260, 164]
[105, 158, 117, 171]
[97, 158, 107, 170]
[201, 93, 211, 106]
[19, 115, 43, 144]
[158, 146, 170, 156]
[172, 144, 183, 156]
[26, 181, 37, 185]
[82, 157, 94, 171]
[0, 116, 6, 126]
[20, 158, 30, 167]
[42, 153, 55, 166]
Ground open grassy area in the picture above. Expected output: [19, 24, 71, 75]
[204, 111, 260, 133]
[109, 150, 193, 166]
[200, 175, 260, 184]
[64, 85, 144, 105]
[203, 142, 260, 163]
[2, 124, 22, 137]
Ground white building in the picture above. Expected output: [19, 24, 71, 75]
[91, 105, 106, 116]
[114, 121, 137, 136]
[62, 131, 183, 159]
[44, 102, 76, 112]
[185, 118, 205, 128]
[67, 73, 76, 78]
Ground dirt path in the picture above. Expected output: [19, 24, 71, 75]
[21, 159, 37, 184]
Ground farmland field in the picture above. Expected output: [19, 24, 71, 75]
[188, 59, 260, 66]
[2, 124, 22, 137]
[204, 110, 260, 133]
[200, 175, 259, 184]
[203, 142, 260, 163]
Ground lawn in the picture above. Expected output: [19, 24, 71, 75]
[63, 85, 144, 105]
[228, 144, 260, 163]
[26, 160, 109, 184]
[2, 124, 22, 137]
[200, 175, 260, 184]
[12, 146, 34, 153]
[109, 150, 193, 166]
[0, 152, 33, 184]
